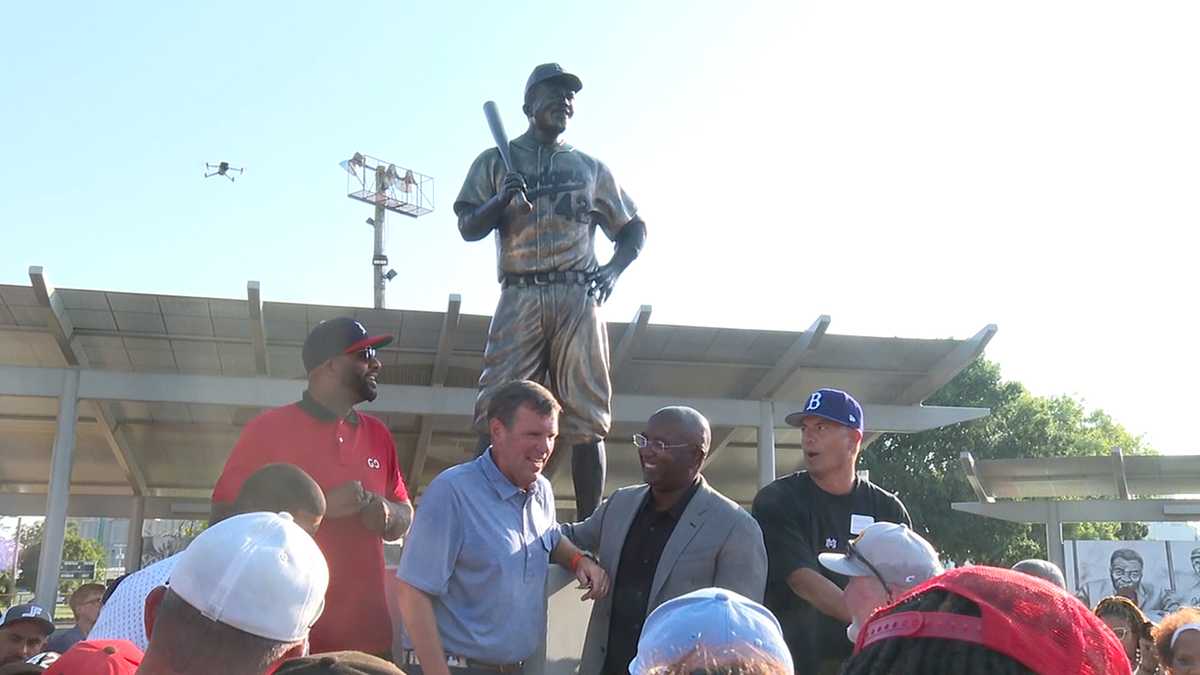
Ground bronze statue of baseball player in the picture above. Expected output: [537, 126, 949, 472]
[455, 63, 647, 518]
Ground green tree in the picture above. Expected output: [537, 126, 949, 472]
[16, 522, 106, 594]
[861, 357, 1153, 567]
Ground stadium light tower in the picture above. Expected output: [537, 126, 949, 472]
[340, 152, 434, 309]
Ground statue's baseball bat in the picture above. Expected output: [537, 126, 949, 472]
[483, 101, 534, 215]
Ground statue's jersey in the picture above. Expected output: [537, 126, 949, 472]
[455, 131, 638, 279]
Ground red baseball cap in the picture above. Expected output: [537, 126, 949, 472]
[854, 565, 1129, 675]
[43, 640, 142, 675]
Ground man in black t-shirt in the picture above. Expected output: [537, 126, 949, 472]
[751, 388, 911, 675]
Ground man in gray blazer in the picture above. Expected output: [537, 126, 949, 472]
[562, 406, 768, 675]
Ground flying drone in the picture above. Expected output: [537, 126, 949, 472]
[204, 161, 244, 182]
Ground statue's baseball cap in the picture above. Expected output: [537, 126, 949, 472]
[784, 388, 864, 432]
[0, 604, 54, 635]
[302, 318, 394, 373]
[525, 63, 582, 101]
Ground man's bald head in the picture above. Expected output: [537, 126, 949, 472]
[648, 406, 711, 454]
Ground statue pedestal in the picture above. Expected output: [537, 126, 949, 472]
[526, 565, 593, 675]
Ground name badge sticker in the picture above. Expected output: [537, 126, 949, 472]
[850, 514, 875, 535]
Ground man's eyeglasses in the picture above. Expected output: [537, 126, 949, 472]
[632, 433, 692, 452]
[847, 539, 892, 600]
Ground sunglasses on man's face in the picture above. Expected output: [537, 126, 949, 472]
[350, 346, 378, 362]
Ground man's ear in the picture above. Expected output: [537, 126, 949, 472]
[270, 640, 308, 671]
[144, 585, 167, 640]
[488, 417, 505, 444]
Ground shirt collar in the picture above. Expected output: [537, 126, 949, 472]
[512, 130, 573, 154]
[645, 476, 703, 521]
[479, 448, 525, 501]
[297, 390, 360, 425]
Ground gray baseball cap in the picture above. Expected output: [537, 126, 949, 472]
[1011, 559, 1067, 589]
[819, 522, 943, 589]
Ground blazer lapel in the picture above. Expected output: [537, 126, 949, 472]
[648, 478, 714, 603]
[601, 485, 650, 572]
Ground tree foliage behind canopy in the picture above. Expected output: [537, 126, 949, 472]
[16, 521, 106, 594]
[860, 357, 1153, 567]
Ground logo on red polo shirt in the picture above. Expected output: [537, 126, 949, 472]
[366, 457, 381, 469]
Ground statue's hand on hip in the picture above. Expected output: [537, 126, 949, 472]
[588, 264, 621, 305]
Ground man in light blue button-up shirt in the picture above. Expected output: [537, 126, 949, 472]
[397, 381, 610, 675]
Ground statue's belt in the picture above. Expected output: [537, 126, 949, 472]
[501, 271, 591, 288]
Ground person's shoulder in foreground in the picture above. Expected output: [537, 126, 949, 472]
[87, 554, 178, 648]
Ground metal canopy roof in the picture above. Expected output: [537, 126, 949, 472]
[958, 450, 1200, 502]
[952, 450, 1200, 572]
[0, 268, 996, 513]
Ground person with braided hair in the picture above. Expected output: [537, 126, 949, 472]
[842, 566, 1130, 675]
[1096, 596, 1159, 675]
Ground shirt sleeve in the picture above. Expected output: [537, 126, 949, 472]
[887, 493, 912, 528]
[751, 483, 818, 584]
[590, 159, 638, 242]
[541, 483, 562, 552]
[453, 149, 504, 215]
[211, 416, 272, 503]
[396, 475, 464, 596]
[382, 425, 409, 503]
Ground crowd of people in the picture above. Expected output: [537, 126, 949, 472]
[1, 314, 1196, 675]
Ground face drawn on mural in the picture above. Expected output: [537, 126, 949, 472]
[1110, 551, 1145, 593]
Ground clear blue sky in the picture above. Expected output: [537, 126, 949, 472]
[3, 1, 1198, 453]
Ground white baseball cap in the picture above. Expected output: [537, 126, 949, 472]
[168, 511, 329, 642]
[630, 588, 793, 675]
[819, 522, 943, 589]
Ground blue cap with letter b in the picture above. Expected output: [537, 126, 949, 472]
[784, 388, 864, 432]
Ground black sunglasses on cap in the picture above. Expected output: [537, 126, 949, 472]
[848, 539, 893, 600]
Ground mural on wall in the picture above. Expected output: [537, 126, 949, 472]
[1066, 540, 1200, 622]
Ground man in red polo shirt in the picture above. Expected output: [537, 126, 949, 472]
[211, 317, 414, 658]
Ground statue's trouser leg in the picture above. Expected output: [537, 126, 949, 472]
[571, 440, 606, 519]
[473, 285, 551, 437]
[473, 284, 613, 513]
[546, 285, 611, 520]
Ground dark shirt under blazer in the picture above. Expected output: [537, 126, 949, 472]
[561, 477, 768, 675]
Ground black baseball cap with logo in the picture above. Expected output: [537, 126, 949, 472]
[0, 603, 54, 635]
[524, 63, 582, 101]
[301, 318, 394, 373]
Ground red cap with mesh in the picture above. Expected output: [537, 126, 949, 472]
[853, 565, 1130, 675]
[44, 639, 142, 675]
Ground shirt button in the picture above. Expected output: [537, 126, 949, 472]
[338, 437, 344, 443]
